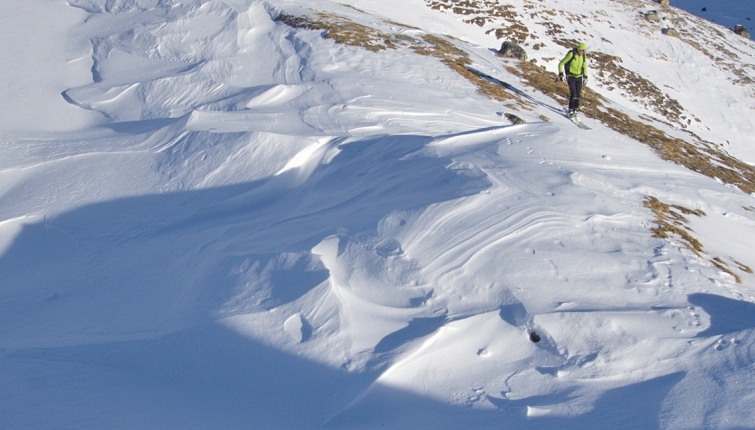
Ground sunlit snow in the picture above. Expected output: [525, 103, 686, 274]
[1, 0, 754, 428]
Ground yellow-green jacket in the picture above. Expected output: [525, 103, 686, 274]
[558, 48, 588, 77]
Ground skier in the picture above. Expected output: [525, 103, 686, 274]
[558, 42, 588, 120]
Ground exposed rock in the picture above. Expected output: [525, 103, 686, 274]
[734, 25, 751, 39]
[504, 113, 526, 125]
[659, 0, 669, 6]
[644, 10, 660, 22]
[497, 40, 527, 60]
[663, 28, 680, 38]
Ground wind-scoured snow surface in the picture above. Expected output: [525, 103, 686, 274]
[1, 0, 755, 428]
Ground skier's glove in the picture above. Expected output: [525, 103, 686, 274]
[583, 76, 588, 85]
[558, 73, 565, 82]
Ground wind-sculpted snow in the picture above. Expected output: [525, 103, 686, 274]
[2, 0, 755, 428]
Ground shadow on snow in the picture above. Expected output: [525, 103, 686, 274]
[0, 126, 711, 428]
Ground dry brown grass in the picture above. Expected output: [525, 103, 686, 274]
[735, 260, 754, 274]
[540, 21, 565, 39]
[276, 13, 400, 52]
[643, 196, 705, 257]
[342, 4, 367, 14]
[382, 19, 421, 30]
[427, 0, 530, 44]
[644, 196, 749, 283]
[589, 51, 687, 126]
[504, 113, 526, 125]
[412, 35, 533, 106]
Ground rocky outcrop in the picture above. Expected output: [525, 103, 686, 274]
[734, 25, 751, 39]
[663, 28, 680, 38]
[497, 41, 527, 60]
[504, 113, 526, 125]
[644, 10, 660, 22]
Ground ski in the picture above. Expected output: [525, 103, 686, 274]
[564, 107, 591, 130]
[570, 116, 591, 130]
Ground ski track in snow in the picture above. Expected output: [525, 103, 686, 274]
[1, 0, 755, 428]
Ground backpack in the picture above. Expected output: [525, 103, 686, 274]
[564, 48, 586, 76]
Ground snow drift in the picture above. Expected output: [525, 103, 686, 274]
[1, 0, 755, 428]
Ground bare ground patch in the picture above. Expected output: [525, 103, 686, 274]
[276, 13, 402, 52]
[589, 51, 689, 127]
[426, 0, 530, 44]
[644, 196, 751, 283]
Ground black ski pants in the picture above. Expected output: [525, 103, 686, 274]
[567, 75, 584, 111]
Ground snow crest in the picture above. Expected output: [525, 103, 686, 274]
[1, 0, 755, 428]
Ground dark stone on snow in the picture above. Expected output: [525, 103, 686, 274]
[530, 331, 541, 343]
[497, 40, 527, 60]
[663, 28, 680, 38]
[644, 10, 660, 22]
[504, 113, 526, 125]
[735, 25, 751, 39]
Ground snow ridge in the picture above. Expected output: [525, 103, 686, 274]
[1, 0, 755, 428]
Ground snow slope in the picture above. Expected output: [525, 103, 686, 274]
[1, 0, 755, 428]
[0, 0, 99, 133]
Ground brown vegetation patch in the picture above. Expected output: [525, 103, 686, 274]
[644, 196, 747, 283]
[276, 13, 400, 52]
[504, 113, 526, 125]
[552, 38, 582, 50]
[382, 19, 421, 30]
[643, 196, 705, 258]
[540, 21, 565, 39]
[410, 34, 469, 64]
[710, 258, 742, 283]
[589, 51, 687, 126]
[427, 0, 530, 44]
[342, 5, 367, 14]
[538, 7, 612, 46]
[411, 35, 532, 106]
[735, 260, 754, 274]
